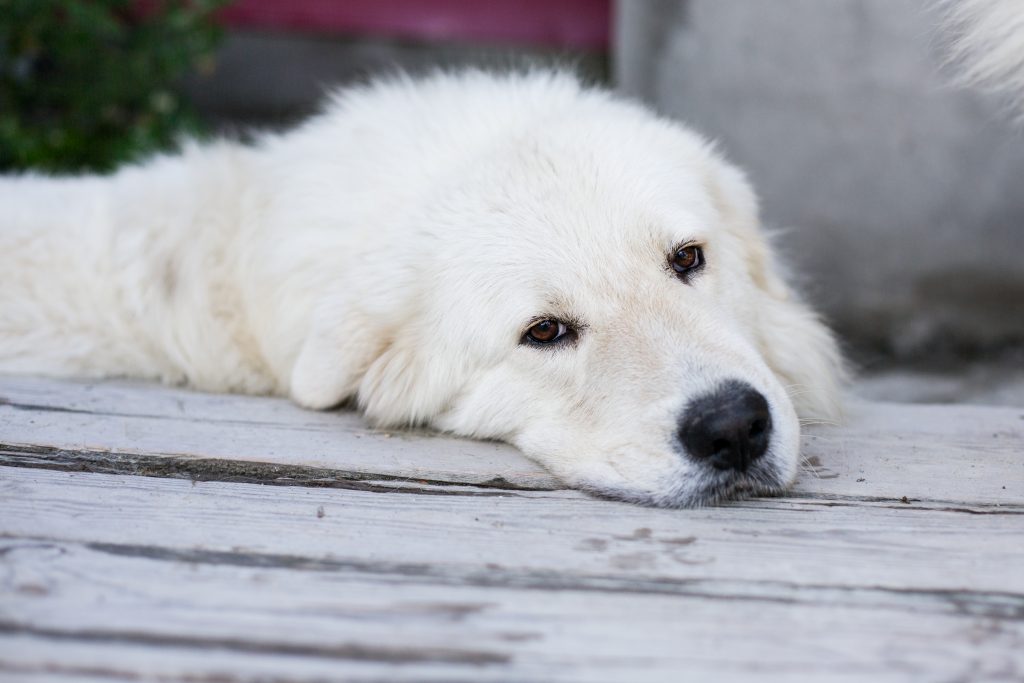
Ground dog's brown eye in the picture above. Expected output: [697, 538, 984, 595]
[671, 245, 704, 276]
[524, 319, 568, 345]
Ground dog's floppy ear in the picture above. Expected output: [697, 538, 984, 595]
[709, 158, 846, 422]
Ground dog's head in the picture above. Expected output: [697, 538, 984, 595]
[290, 78, 844, 506]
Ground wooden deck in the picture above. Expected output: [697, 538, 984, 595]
[1, 375, 1021, 682]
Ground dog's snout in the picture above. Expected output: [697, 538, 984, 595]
[679, 381, 772, 472]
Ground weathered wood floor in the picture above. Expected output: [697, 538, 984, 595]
[0, 375, 1021, 682]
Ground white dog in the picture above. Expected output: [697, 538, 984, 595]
[0, 70, 845, 506]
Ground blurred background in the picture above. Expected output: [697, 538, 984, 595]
[2, 0, 1022, 406]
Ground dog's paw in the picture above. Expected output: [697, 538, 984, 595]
[290, 369, 347, 410]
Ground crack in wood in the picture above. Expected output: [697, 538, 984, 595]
[770, 494, 1024, 515]
[3, 444, 1019, 513]
[0, 660, 436, 683]
[0, 662, 143, 682]
[7, 538, 1012, 621]
[0, 621, 511, 666]
[0, 444, 549, 495]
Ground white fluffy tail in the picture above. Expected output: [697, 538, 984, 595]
[939, 0, 1024, 119]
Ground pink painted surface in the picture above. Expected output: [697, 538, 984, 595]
[217, 0, 610, 50]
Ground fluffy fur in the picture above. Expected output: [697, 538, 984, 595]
[0, 70, 844, 506]
[939, 0, 1024, 119]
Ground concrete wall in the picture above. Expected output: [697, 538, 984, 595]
[615, 0, 1024, 360]
[185, 31, 607, 128]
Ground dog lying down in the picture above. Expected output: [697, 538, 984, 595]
[0, 70, 845, 506]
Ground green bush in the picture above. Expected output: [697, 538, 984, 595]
[0, 0, 227, 173]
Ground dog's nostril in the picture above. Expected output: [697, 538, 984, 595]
[678, 381, 773, 473]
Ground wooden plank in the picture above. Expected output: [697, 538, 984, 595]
[3, 376, 1021, 682]
[1, 468, 1022, 682]
[3, 538, 1022, 683]
[794, 400, 1024, 505]
[0, 376, 560, 491]
[1, 376, 1021, 505]
[3, 467, 1022, 595]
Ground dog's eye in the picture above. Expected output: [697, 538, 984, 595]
[670, 245, 704, 278]
[523, 319, 570, 345]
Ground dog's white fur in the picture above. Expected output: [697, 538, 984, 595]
[939, 0, 1024, 120]
[0, 70, 844, 506]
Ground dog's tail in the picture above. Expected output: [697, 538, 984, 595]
[939, 0, 1024, 120]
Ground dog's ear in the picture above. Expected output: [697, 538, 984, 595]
[709, 158, 847, 422]
[289, 295, 385, 410]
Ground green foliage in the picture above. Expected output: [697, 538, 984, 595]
[0, 0, 227, 173]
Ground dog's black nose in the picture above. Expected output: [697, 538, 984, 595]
[678, 381, 772, 472]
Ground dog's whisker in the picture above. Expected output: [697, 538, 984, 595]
[798, 455, 824, 479]
[799, 418, 841, 427]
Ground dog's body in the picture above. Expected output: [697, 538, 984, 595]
[1, 70, 844, 506]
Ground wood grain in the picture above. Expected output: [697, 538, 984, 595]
[0, 376, 560, 490]
[2, 376, 1022, 505]
[2, 467, 1023, 683]
[1, 375, 1022, 682]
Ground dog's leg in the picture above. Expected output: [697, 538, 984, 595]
[289, 290, 384, 409]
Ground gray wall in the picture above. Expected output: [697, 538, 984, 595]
[185, 31, 607, 129]
[615, 0, 1024, 360]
